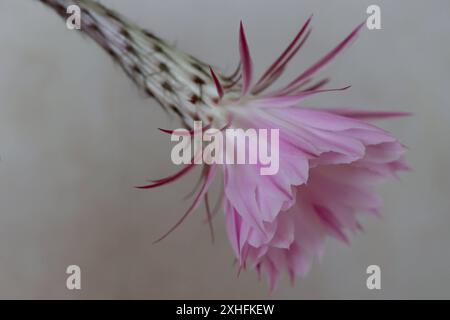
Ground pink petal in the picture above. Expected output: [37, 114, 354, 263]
[209, 66, 224, 99]
[239, 21, 253, 96]
[325, 108, 412, 120]
[252, 16, 312, 94]
[280, 23, 364, 94]
[153, 165, 217, 243]
[251, 86, 351, 108]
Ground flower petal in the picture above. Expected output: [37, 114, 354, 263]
[239, 21, 253, 96]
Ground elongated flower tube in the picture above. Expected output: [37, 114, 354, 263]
[39, 0, 409, 290]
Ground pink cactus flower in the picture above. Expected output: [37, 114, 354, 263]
[139, 21, 409, 289]
[40, 0, 409, 290]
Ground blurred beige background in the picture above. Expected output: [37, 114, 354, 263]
[0, 0, 449, 299]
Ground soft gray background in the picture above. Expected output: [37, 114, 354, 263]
[0, 0, 448, 299]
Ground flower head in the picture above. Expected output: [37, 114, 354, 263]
[41, 0, 409, 290]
